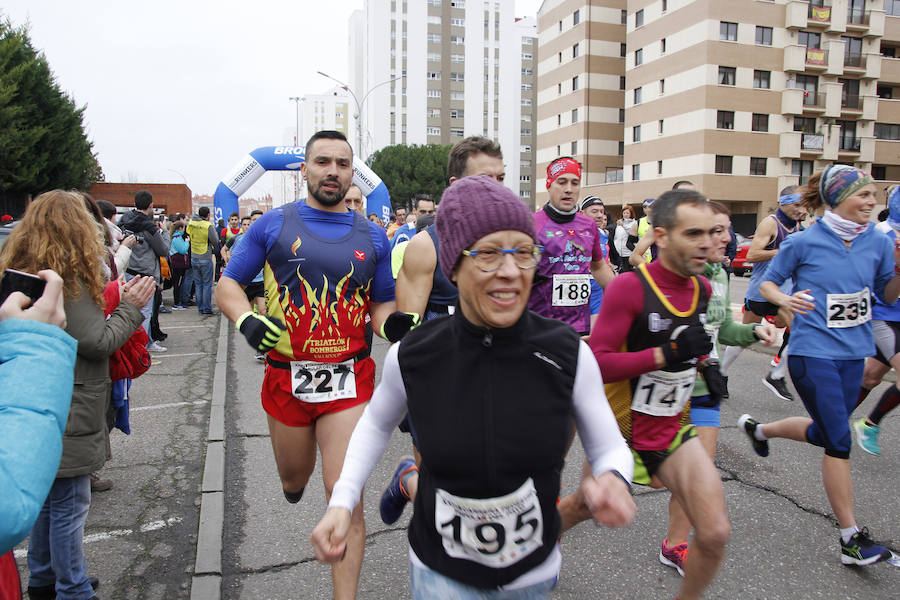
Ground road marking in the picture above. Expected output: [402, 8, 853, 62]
[152, 352, 208, 359]
[164, 325, 204, 329]
[14, 517, 183, 558]
[132, 400, 209, 412]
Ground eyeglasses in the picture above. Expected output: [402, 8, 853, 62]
[461, 245, 543, 272]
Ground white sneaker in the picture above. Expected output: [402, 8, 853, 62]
[147, 341, 167, 352]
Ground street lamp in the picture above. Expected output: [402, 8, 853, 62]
[289, 96, 304, 201]
[316, 70, 404, 160]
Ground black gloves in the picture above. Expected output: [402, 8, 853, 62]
[699, 359, 727, 407]
[236, 311, 286, 352]
[381, 311, 421, 343]
[660, 324, 712, 365]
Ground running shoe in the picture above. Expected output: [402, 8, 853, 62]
[659, 539, 688, 577]
[380, 457, 417, 525]
[762, 373, 794, 401]
[841, 528, 891, 566]
[172, 304, 187, 310]
[722, 376, 729, 400]
[147, 341, 167, 353]
[853, 419, 881, 456]
[770, 354, 781, 368]
[738, 413, 769, 457]
[159, 305, 172, 314]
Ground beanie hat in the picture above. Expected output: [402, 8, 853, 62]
[888, 186, 900, 232]
[436, 175, 537, 283]
[818, 165, 873, 208]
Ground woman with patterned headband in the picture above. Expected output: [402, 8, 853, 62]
[738, 165, 900, 567]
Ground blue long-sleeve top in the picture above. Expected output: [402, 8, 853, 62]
[0, 319, 77, 553]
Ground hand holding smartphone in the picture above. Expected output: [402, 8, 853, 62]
[0, 269, 47, 305]
[0, 269, 66, 328]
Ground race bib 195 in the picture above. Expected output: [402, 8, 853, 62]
[289, 359, 356, 403]
[826, 288, 870, 329]
[551, 273, 591, 307]
[631, 368, 696, 417]
[434, 478, 543, 568]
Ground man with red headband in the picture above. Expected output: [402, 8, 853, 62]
[529, 157, 614, 336]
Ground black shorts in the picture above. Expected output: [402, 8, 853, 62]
[873, 320, 900, 366]
[631, 425, 697, 485]
[244, 281, 265, 301]
[744, 298, 780, 318]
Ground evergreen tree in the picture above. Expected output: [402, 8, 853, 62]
[367, 143, 451, 211]
[0, 18, 100, 203]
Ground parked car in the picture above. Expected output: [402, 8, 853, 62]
[0, 221, 17, 249]
[731, 233, 752, 276]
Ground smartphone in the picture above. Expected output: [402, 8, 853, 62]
[0, 269, 47, 306]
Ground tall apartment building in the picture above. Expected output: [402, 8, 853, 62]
[352, 0, 538, 204]
[537, 0, 900, 233]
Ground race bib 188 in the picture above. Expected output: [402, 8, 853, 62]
[289, 359, 356, 403]
[827, 288, 870, 328]
[434, 478, 543, 568]
[551, 273, 591, 307]
[631, 369, 695, 417]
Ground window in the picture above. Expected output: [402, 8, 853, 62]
[875, 123, 900, 140]
[428, 52, 441, 62]
[427, 89, 441, 98]
[718, 66, 736, 85]
[571, 141, 578, 154]
[451, 54, 464, 63]
[521, 52, 532, 59]
[557, 114, 562, 126]
[715, 155, 733, 174]
[450, 0, 464, 5]
[606, 167, 624, 183]
[720, 22, 738, 41]
[572, 76, 579, 91]
[753, 70, 771, 89]
[450, 109, 463, 119]
[635, 9, 644, 28]
[661, 38, 666, 53]
[571, 108, 578, 123]
[843, 36, 863, 66]
[755, 26, 773, 46]
[451, 17, 464, 26]
[793, 116, 817, 133]
[658, 160, 663, 175]
[521, 128, 532, 136]
[522, 37, 533, 45]
[573, 9, 580, 25]
[451, 36, 465, 45]
[427, 126, 441, 136]
[873, 165, 887, 180]
[573, 44, 579, 58]
[559, 20, 563, 32]
[662, 0, 668, 12]
[635, 48, 643, 66]
[618, 141, 624, 155]
[521, 145, 531, 152]
[633, 164, 641, 180]
[798, 31, 821, 49]
[840, 78, 860, 108]
[888, 0, 900, 17]
[620, 76, 626, 90]
[633, 125, 642, 142]
[427, 71, 441, 80]
[752, 113, 769, 132]
[660, 79, 665, 94]
[633, 86, 643, 105]
[792, 159, 814, 184]
[838, 120, 859, 150]
[451, 128, 464, 137]
[521, 98, 532, 106]
[659, 119, 664, 134]
[520, 175, 531, 183]
[558, 83, 562, 95]
[878, 86, 893, 100]
[521, 83, 532, 91]
[619, 108, 625, 123]
[795, 74, 819, 105]
[621, 43, 627, 57]
[428, 33, 441, 44]
[717, 110, 735, 129]
[621, 9, 627, 25]
[750, 157, 767, 176]
[522, 68, 532, 76]
[428, 15, 441, 25]
[521, 160, 532, 169]
[559, 51, 563, 63]
[427, 108, 440, 118]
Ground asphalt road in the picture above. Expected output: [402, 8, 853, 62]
[13, 275, 900, 598]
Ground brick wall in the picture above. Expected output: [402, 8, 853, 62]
[89, 183, 192, 216]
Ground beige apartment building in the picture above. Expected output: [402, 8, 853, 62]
[536, 0, 900, 234]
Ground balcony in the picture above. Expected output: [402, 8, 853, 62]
[844, 52, 865, 70]
[805, 48, 829, 71]
[882, 57, 900, 85]
[802, 92, 827, 112]
[802, 133, 825, 153]
[842, 93, 862, 112]
[839, 137, 862, 153]
[845, 9, 883, 36]
[782, 87, 805, 115]
[808, 2, 832, 27]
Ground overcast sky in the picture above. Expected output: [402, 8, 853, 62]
[3, 0, 542, 197]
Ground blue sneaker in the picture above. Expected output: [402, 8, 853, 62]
[380, 457, 417, 525]
[853, 418, 881, 456]
[841, 528, 891, 566]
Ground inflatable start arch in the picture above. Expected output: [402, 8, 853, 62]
[213, 146, 391, 225]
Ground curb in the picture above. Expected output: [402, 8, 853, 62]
[191, 314, 229, 600]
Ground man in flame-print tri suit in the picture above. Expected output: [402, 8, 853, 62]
[216, 131, 395, 600]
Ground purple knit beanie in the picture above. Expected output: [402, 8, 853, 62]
[436, 175, 537, 283]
